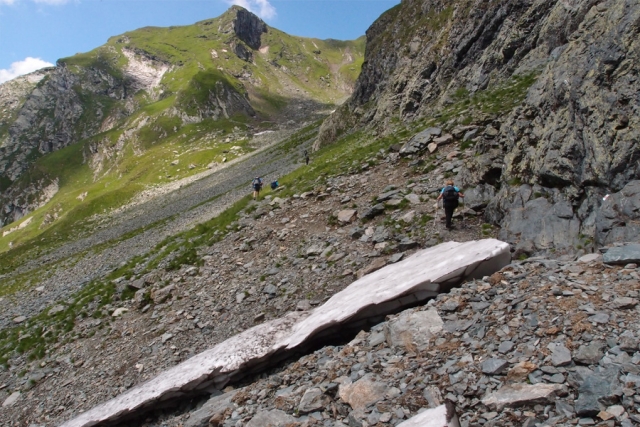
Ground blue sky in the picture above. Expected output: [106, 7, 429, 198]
[0, 0, 399, 83]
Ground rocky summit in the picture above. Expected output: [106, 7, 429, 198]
[1, 1, 640, 427]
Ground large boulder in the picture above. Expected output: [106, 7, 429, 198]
[596, 181, 640, 246]
[398, 127, 442, 156]
[494, 186, 581, 254]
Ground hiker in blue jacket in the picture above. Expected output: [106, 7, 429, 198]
[436, 180, 464, 230]
[252, 176, 263, 200]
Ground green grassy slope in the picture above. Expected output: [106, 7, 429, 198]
[0, 7, 364, 261]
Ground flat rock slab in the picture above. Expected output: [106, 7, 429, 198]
[481, 358, 508, 375]
[603, 244, 640, 264]
[482, 383, 565, 411]
[61, 239, 510, 427]
[396, 403, 460, 427]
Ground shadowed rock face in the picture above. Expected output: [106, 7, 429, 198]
[60, 239, 510, 427]
[233, 8, 267, 50]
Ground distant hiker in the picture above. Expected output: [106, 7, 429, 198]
[270, 180, 279, 190]
[436, 180, 464, 230]
[252, 176, 263, 200]
[304, 149, 310, 165]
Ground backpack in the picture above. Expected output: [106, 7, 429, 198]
[442, 186, 459, 202]
[252, 178, 262, 190]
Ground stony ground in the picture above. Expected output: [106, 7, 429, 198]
[159, 255, 639, 427]
[2, 129, 638, 427]
[0, 137, 489, 426]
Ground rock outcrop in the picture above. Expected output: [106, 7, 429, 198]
[317, 0, 640, 255]
[233, 6, 267, 50]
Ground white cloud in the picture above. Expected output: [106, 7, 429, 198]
[229, 0, 276, 20]
[0, 57, 54, 84]
[0, 0, 17, 5]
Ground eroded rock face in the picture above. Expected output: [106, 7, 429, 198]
[482, 1, 640, 253]
[60, 239, 510, 427]
[317, 0, 567, 147]
[316, 0, 640, 255]
[0, 63, 130, 227]
[233, 7, 267, 50]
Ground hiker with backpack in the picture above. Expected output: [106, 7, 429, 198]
[436, 180, 464, 230]
[252, 176, 263, 200]
[304, 149, 310, 165]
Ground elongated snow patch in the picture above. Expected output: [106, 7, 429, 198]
[61, 239, 510, 427]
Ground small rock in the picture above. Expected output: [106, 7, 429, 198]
[618, 331, 639, 353]
[296, 300, 312, 311]
[588, 312, 609, 324]
[548, 342, 572, 366]
[498, 341, 515, 354]
[404, 194, 421, 204]
[482, 358, 508, 375]
[603, 244, 640, 265]
[574, 341, 605, 365]
[482, 383, 565, 410]
[338, 375, 389, 410]
[363, 204, 385, 219]
[384, 308, 443, 351]
[337, 209, 358, 224]
[507, 361, 538, 382]
[298, 387, 327, 414]
[400, 210, 416, 223]
[578, 253, 601, 263]
[575, 369, 621, 416]
[2, 391, 20, 407]
[612, 297, 637, 309]
[111, 308, 129, 317]
[388, 253, 404, 264]
[440, 299, 460, 312]
[349, 227, 364, 239]
[48, 305, 65, 316]
[398, 238, 418, 251]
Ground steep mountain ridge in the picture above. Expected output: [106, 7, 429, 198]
[0, 6, 364, 241]
[318, 0, 640, 256]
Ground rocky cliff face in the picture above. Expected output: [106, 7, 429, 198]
[0, 62, 129, 226]
[233, 7, 268, 50]
[319, 0, 640, 256]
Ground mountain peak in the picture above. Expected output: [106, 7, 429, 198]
[229, 6, 268, 50]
